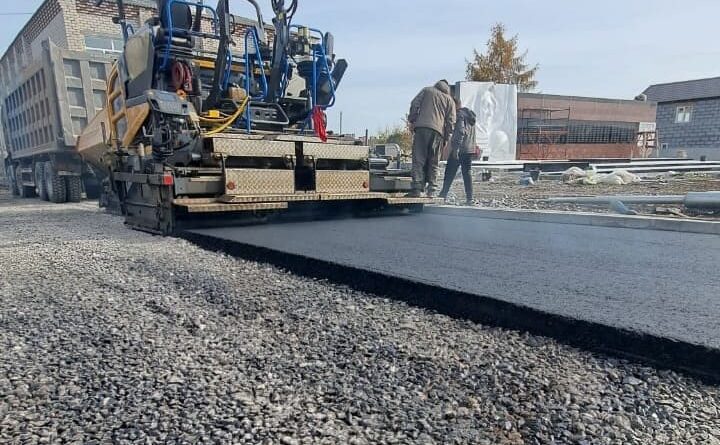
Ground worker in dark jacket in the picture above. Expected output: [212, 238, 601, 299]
[407, 80, 456, 197]
[439, 99, 477, 205]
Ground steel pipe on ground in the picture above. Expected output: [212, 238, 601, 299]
[545, 191, 720, 209]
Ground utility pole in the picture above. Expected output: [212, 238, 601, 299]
[339, 112, 343, 135]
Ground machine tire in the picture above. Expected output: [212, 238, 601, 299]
[35, 162, 49, 201]
[44, 161, 67, 204]
[66, 176, 82, 203]
[16, 165, 36, 198]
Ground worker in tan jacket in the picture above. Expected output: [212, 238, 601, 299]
[407, 80, 456, 197]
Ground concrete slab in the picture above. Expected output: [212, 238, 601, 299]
[184, 212, 720, 381]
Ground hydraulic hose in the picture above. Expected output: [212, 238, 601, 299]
[205, 97, 250, 136]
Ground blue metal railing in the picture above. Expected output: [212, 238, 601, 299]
[290, 26, 338, 132]
[223, 47, 233, 90]
[289, 25, 325, 46]
[159, 1, 220, 71]
[244, 26, 268, 132]
[311, 41, 337, 110]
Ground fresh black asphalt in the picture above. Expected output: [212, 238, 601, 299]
[187, 212, 720, 377]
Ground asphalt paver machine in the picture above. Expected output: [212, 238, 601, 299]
[77, 0, 427, 234]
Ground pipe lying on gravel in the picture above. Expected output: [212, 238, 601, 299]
[545, 191, 720, 209]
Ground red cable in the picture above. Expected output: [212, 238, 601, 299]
[312, 106, 328, 142]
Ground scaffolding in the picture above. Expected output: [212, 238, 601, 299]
[518, 108, 570, 159]
[636, 131, 658, 159]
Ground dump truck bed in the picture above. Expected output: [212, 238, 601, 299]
[1, 41, 113, 164]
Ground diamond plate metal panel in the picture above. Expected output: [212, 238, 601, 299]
[386, 197, 436, 205]
[304, 143, 369, 160]
[316, 171, 370, 193]
[276, 135, 359, 145]
[212, 139, 296, 158]
[220, 193, 320, 203]
[209, 133, 266, 141]
[179, 202, 288, 213]
[225, 169, 295, 195]
[319, 192, 386, 201]
[277, 135, 324, 143]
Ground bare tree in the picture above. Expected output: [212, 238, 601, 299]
[466, 23, 539, 92]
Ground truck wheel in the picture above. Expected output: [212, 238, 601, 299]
[44, 161, 67, 204]
[16, 166, 36, 198]
[6, 164, 19, 196]
[35, 162, 49, 201]
[66, 176, 82, 203]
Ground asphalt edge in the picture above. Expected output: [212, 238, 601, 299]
[182, 231, 720, 385]
[425, 206, 720, 235]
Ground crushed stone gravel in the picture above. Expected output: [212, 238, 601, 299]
[1, 193, 719, 444]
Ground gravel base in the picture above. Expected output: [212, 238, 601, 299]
[1, 193, 719, 444]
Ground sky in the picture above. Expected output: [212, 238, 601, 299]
[2, 0, 720, 135]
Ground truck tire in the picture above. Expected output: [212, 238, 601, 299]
[34, 162, 49, 201]
[6, 164, 19, 196]
[44, 161, 67, 204]
[16, 166, 36, 198]
[66, 176, 82, 203]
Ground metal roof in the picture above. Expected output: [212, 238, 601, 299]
[643, 77, 720, 103]
[519, 92, 644, 106]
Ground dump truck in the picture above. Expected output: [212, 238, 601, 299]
[73, 0, 427, 234]
[2, 41, 113, 202]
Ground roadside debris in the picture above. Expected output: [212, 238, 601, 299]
[562, 167, 641, 186]
[655, 207, 691, 218]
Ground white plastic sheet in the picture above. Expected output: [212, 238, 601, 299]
[456, 81, 517, 162]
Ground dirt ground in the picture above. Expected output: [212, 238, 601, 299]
[446, 171, 720, 219]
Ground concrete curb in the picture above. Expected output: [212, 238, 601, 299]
[425, 205, 720, 235]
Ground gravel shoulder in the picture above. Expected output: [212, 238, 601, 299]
[446, 173, 720, 218]
[1, 191, 719, 444]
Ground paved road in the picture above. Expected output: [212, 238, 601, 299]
[191, 212, 720, 349]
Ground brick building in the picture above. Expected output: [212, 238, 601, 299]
[0, 0, 155, 75]
[643, 77, 720, 161]
[517, 93, 657, 160]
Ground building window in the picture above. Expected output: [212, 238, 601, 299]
[675, 105, 693, 123]
[84, 36, 125, 55]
